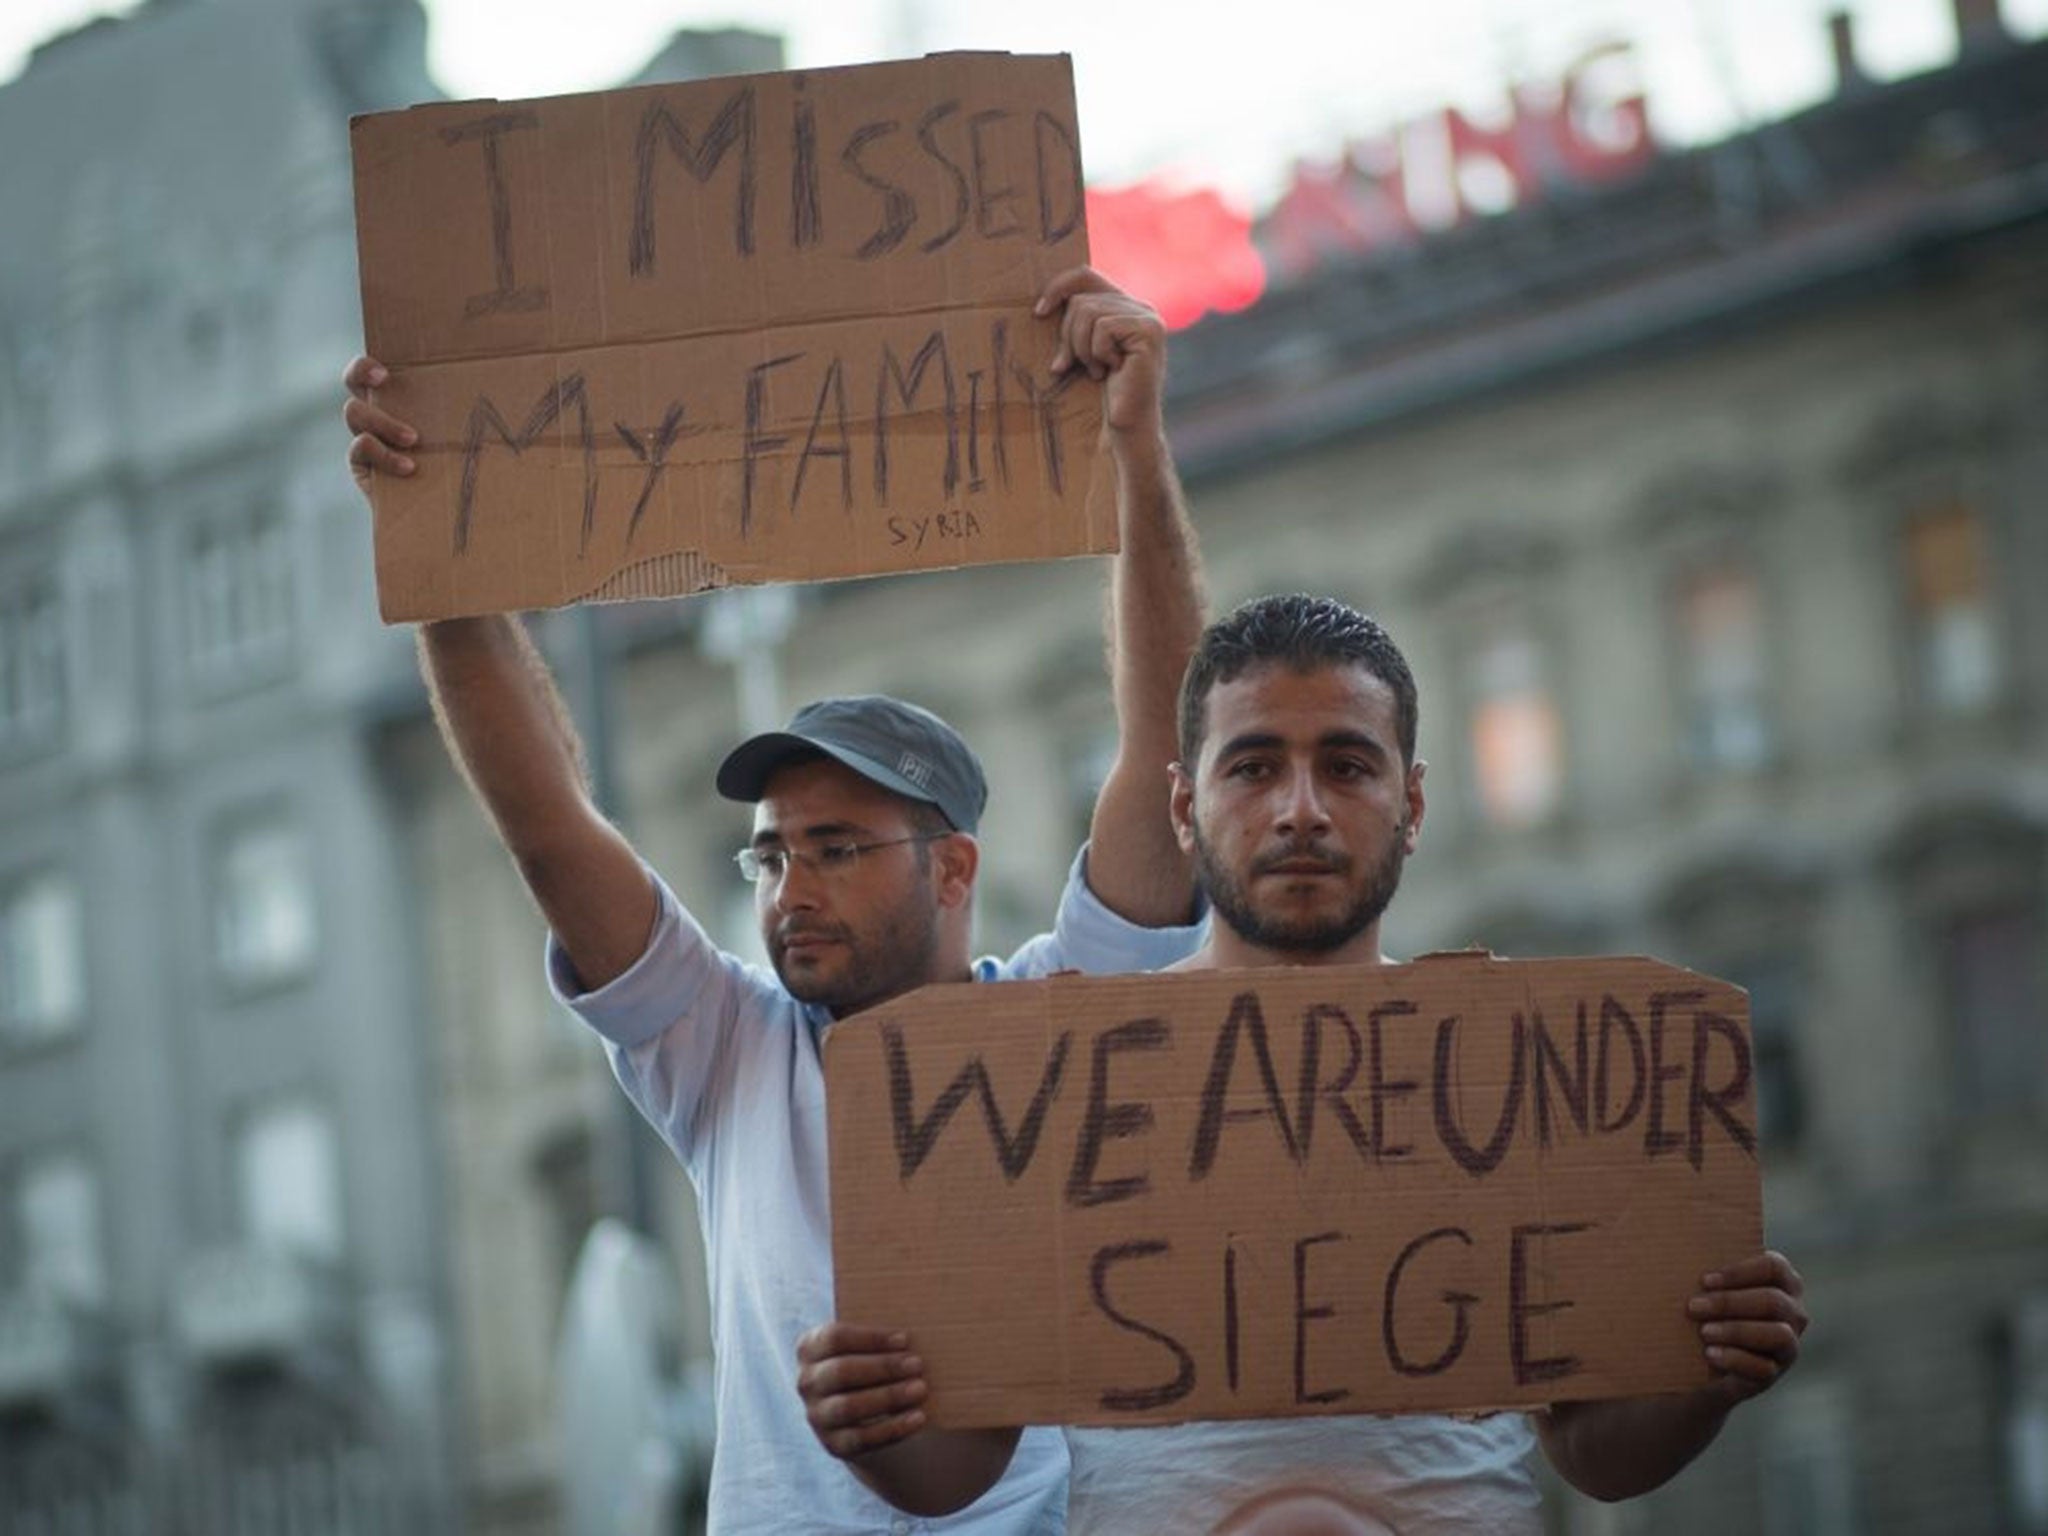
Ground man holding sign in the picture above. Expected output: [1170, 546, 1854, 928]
[342, 264, 1206, 1534]
[797, 595, 1809, 1532]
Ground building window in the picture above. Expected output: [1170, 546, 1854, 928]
[1903, 502, 2000, 716]
[14, 1150, 105, 1307]
[236, 1099, 343, 1263]
[1677, 563, 1771, 772]
[0, 870, 84, 1045]
[213, 814, 317, 987]
[185, 510, 296, 692]
[0, 579, 64, 755]
[1938, 903, 2045, 1120]
[1759, 1376, 1859, 1536]
[1468, 629, 1563, 829]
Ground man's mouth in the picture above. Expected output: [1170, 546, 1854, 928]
[778, 928, 847, 952]
[1256, 850, 1349, 877]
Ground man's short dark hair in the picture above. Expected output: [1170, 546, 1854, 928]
[1178, 594, 1419, 766]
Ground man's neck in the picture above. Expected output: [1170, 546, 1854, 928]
[824, 957, 977, 1021]
[1179, 924, 1389, 972]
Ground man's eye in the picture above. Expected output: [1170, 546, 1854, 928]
[1330, 758, 1371, 780]
[1228, 759, 1271, 780]
[817, 843, 862, 867]
[757, 850, 789, 877]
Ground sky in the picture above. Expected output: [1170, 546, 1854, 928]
[4, 0, 2047, 207]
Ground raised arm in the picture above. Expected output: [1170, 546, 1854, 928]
[795, 1323, 1021, 1517]
[1039, 269, 1206, 926]
[345, 356, 655, 989]
[1535, 1251, 1809, 1501]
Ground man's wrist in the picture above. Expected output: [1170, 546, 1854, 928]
[1108, 420, 1171, 470]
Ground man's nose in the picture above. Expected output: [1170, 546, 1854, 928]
[772, 855, 825, 913]
[1273, 767, 1331, 835]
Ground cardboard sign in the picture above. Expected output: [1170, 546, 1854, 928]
[826, 954, 1762, 1427]
[350, 54, 1112, 621]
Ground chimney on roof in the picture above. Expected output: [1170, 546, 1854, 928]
[1827, 11, 1867, 93]
[1952, 0, 2011, 49]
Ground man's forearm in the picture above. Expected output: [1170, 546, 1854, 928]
[418, 615, 654, 987]
[418, 616, 594, 858]
[1535, 1391, 1732, 1502]
[847, 1427, 1021, 1518]
[1108, 429, 1204, 762]
[1086, 428, 1206, 923]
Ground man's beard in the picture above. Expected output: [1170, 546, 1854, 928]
[770, 884, 943, 1018]
[1192, 821, 1408, 957]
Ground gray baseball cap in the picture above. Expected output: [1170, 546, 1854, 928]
[714, 695, 987, 833]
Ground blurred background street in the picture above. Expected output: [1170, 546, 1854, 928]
[0, 0, 2044, 1531]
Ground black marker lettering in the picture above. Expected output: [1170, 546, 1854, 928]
[965, 370, 985, 491]
[1432, 1013, 1526, 1177]
[1189, 991, 1304, 1179]
[1531, 1002, 1590, 1147]
[1645, 990, 1703, 1160]
[969, 109, 1021, 238]
[790, 81, 821, 250]
[883, 1023, 1072, 1183]
[873, 331, 958, 503]
[1366, 999, 1419, 1162]
[843, 120, 916, 260]
[1690, 1009, 1757, 1169]
[1509, 1221, 1593, 1386]
[792, 356, 852, 514]
[1594, 995, 1646, 1133]
[439, 111, 548, 317]
[740, 352, 802, 536]
[630, 86, 757, 272]
[1091, 1241, 1196, 1411]
[1382, 1227, 1477, 1377]
[1007, 361, 1077, 494]
[456, 375, 594, 555]
[613, 402, 686, 546]
[1033, 110, 1085, 243]
[1293, 1231, 1350, 1406]
[915, 101, 970, 253]
[1067, 1018, 1170, 1208]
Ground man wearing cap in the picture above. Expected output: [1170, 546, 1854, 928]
[343, 267, 1207, 1534]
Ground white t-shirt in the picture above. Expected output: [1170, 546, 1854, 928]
[549, 851, 1207, 1536]
[1065, 1415, 1540, 1535]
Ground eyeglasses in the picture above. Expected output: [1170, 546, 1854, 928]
[733, 833, 950, 884]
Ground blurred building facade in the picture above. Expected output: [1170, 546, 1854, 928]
[0, 1, 761, 1533]
[0, 0, 453, 1530]
[1, 3, 2045, 1536]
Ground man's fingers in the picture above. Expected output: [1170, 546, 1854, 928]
[795, 1324, 908, 1364]
[1035, 264, 1111, 314]
[817, 1407, 928, 1461]
[1688, 1286, 1808, 1330]
[804, 1375, 929, 1432]
[349, 432, 415, 478]
[1706, 1343, 1791, 1385]
[1700, 1320, 1802, 1357]
[343, 394, 419, 451]
[797, 1352, 923, 1401]
[343, 354, 390, 397]
[1703, 1251, 1803, 1298]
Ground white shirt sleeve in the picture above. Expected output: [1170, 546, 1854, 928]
[1001, 844, 1207, 979]
[544, 864, 783, 1167]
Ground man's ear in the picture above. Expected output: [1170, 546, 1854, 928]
[1403, 759, 1427, 855]
[933, 833, 979, 910]
[1169, 762, 1197, 856]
